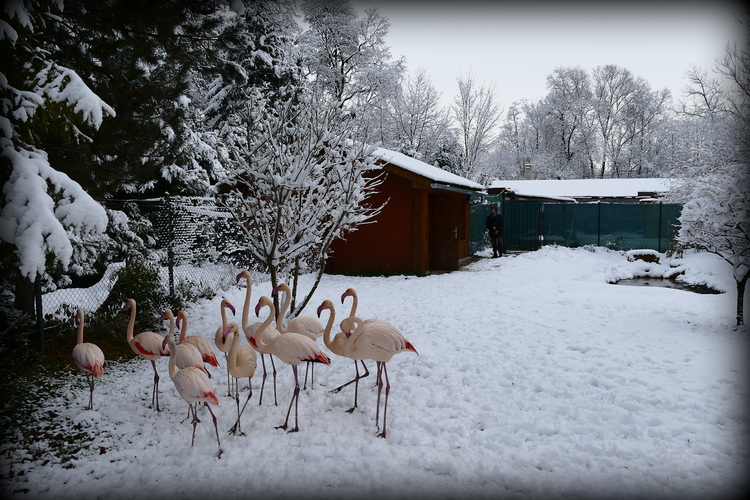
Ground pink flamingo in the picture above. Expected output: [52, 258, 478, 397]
[339, 315, 418, 438]
[251, 296, 331, 432]
[317, 299, 363, 412]
[162, 333, 222, 457]
[273, 283, 324, 389]
[214, 299, 238, 397]
[124, 298, 169, 412]
[237, 270, 280, 406]
[162, 310, 208, 376]
[71, 308, 105, 410]
[221, 325, 257, 435]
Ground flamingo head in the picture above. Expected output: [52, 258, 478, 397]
[340, 289, 351, 303]
[271, 285, 281, 296]
[317, 300, 332, 318]
[221, 325, 233, 345]
[225, 301, 236, 316]
[235, 271, 249, 284]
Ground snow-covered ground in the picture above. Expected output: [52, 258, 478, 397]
[2, 246, 748, 499]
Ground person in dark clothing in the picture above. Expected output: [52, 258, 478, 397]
[485, 206, 504, 258]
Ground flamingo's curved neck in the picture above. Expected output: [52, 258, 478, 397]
[177, 312, 187, 343]
[126, 301, 136, 344]
[321, 304, 335, 350]
[254, 301, 275, 351]
[76, 310, 85, 345]
[241, 273, 252, 332]
[275, 284, 291, 332]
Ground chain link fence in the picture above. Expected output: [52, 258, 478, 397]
[37, 195, 256, 323]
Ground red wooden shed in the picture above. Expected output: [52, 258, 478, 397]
[326, 148, 485, 276]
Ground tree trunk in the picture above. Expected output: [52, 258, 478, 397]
[737, 274, 747, 326]
[14, 273, 35, 317]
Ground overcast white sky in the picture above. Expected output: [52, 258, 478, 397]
[354, 1, 746, 109]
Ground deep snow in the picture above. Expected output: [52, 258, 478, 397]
[1, 246, 748, 499]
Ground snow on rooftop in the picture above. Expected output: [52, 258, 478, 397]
[488, 178, 675, 200]
[371, 147, 485, 191]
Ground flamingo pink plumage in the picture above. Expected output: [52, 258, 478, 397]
[222, 325, 258, 435]
[162, 310, 208, 376]
[71, 308, 105, 410]
[339, 315, 418, 438]
[251, 296, 330, 433]
[125, 298, 169, 412]
[176, 310, 220, 368]
[273, 283, 325, 389]
[214, 299, 238, 397]
[237, 270, 280, 406]
[162, 333, 222, 456]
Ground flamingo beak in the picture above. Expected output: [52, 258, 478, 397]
[227, 302, 236, 315]
[221, 326, 232, 344]
[254, 302, 261, 317]
[162, 338, 168, 350]
[235, 272, 243, 283]
[272, 285, 281, 295]
[340, 291, 347, 303]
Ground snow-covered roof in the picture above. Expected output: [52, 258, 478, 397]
[371, 147, 485, 192]
[488, 178, 674, 201]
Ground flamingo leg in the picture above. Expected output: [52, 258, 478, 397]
[345, 361, 364, 413]
[84, 372, 95, 410]
[377, 363, 391, 439]
[270, 354, 278, 406]
[189, 403, 199, 447]
[230, 377, 253, 436]
[204, 402, 222, 457]
[224, 353, 232, 397]
[375, 361, 384, 430]
[276, 365, 300, 433]
[150, 360, 161, 412]
[303, 361, 310, 390]
[331, 360, 370, 394]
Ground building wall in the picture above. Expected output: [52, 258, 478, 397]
[327, 171, 416, 275]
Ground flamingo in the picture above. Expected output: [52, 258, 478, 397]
[317, 299, 364, 413]
[237, 270, 280, 406]
[332, 287, 394, 394]
[339, 315, 418, 438]
[273, 283, 324, 389]
[71, 308, 105, 410]
[176, 310, 220, 369]
[214, 299, 239, 397]
[222, 325, 258, 435]
[251, 296, 331, 433]
[162, 310, 208, 376]
[162, 333, 222, 457]
[124, 298, 169, 412]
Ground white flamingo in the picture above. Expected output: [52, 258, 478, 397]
[339, 315, 418, 438]
[273, 283, 324, 389]
[124, 298, 169, 412]
[162, 333, 222, 457]
[221, 326, 258, 435]
[71, 308, 105, 410]
[214, 299, 239, 397]
[237, 270, 280, 406]
[250, 296, 331, 433]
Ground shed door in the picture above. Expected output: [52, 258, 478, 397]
[429, 193, 459, 271]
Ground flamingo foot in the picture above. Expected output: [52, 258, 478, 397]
[287, 426, 299, 433]
[274, 423, 288, 430]
[377, 431, 387, 439]
[216, 448, 224, 459]
[345, 406, 356, 414]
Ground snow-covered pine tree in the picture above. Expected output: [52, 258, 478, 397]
[1, 0, 113, 315]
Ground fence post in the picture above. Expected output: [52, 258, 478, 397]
[35, 274, 44, 352]
[597, 203, 601, 247]
[658, 203, 663, 253]
[165, 193, 175, 309]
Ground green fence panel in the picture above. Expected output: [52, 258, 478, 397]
[503, 200, 542, 251]
[542, 204, 600, 248]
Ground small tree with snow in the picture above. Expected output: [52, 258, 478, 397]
[677, 164, 749, 326]
[220, 86, 383, 318]
[1, 1, 113, 315]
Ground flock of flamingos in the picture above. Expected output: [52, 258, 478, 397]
[71, 270, 419, 456]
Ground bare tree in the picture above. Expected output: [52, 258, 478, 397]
[221, 87, 384, 317]
[451, 70, 501, 181]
